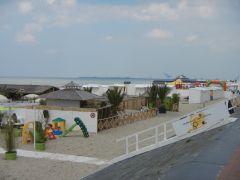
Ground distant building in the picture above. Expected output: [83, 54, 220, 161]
[40, 81, 106, 108]
[153, 75, 206, 89]
[0, 84, 59, 95]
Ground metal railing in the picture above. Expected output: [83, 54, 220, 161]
[116, 120, 175, 154]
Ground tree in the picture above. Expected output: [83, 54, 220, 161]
[0, 88, 22, 101]
[147, 84, 159, 108]
[157, 85, 171, 104]
[83, 87, 93, 93]
[172, 93, 180, 112]
[106, 88, 124, 115]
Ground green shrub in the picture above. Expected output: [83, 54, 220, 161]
[1, 121, 16, 153]
[164, 97, 173, 111]
[35, 121, 45, 143]
[172, 93, 180, 104]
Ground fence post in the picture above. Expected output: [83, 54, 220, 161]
[155, 126, 159, 144]
[164, 123, 167, 140]
[136, 134, 139, 151]
[126, 137, 129, 154]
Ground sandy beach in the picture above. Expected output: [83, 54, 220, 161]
[0, 100, 222, 179]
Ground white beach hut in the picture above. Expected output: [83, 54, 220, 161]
[208, 87, 224, 100]
[189, 87, 210, 104]
[126, 84, 151, 96]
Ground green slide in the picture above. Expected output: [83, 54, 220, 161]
[61, 117, 89, 137]
[74, 117, 89, 137]
[61, 123, 77, 137]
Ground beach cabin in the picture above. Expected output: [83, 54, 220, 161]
[119, 94, 147, 110]
[40, 81, 106, 108]
[209, 87, 224, 100]
[189, 88, 210, 104]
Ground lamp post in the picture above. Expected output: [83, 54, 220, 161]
[34, 106, 36, 150]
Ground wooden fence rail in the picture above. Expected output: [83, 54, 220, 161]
[98, 109, 157, 132]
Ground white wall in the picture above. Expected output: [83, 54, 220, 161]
[173, 100, 229, 136]
[13, 108, 98, 133]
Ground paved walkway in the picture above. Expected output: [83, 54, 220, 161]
[218, 145, 240, 180]
[0, 148, 108, 166]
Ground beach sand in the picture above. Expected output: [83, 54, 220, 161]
[0, 154, 99, 180]
[0, 100, 222, 179]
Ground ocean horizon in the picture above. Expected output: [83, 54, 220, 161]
[0, 76, 155, 87]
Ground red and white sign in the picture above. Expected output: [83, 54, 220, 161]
[90, 112, 96, 118]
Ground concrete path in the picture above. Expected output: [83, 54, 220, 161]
[83, 112, 240, 180]
[0, 148, 108, 166]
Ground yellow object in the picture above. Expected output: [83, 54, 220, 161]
[189, 113, 206, 132]
[22, 122, 34, 144]
[52, 118, 65, 131]
[168, 79, 183, 86]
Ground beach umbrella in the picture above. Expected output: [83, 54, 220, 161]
[0, 94, 8, 102]
[35, 98, 43, 103]
[24, 94, 39, 99]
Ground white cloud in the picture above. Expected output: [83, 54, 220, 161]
[18, 1, 33, 14]
[146, 29, 173, 39]
[16, 33, 35, 44]
[23, 23, 42, 33]
[178, 0, 188, 9]
[105, 36, 113, 41]
[133, 3, 178, 21]
[66, 0, 76, 7]
[177, 0, 216, 18]
[47, 0, 55, 5]
[185, 35, 198, 43]
[196, 6, 215, 18]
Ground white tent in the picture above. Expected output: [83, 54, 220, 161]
[35, 98, 44, 103]
[189, 88, 210, 104]
[208, 87, 224, 100]
[0, 94, 8, 102]
[24, 94, 39, 99]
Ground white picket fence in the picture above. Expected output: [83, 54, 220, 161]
[116, 120, 175, 154]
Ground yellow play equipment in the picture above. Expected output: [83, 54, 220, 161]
[52, 117, 65, 131]
[22, 122, 35, 144]
[189, 113, 206, 132]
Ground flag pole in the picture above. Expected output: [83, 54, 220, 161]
[34, 106, 36, 150]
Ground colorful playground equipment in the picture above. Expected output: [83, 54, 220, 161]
[61, 117, 89, 137]
[52, 117, 65, 131]
[206, 80, 227, 91]
[22, 122, 34, 144]
[46, 124, 56, 140]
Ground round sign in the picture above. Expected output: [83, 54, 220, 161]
[90, 112, 95, 118]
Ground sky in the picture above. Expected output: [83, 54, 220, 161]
[0, 0, 240, 80]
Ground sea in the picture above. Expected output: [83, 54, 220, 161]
[0, 76, 154, 87]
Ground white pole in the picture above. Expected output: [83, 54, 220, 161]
[34, 106, 36, 150]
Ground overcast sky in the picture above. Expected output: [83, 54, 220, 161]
[0, 0, 239, 80]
